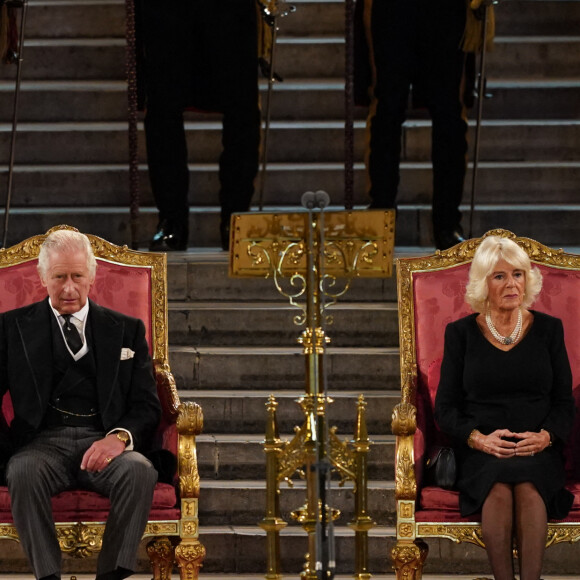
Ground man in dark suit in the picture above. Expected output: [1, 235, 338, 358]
[356, 0, 471, 250]
[1, 230, 161, 580]
[138, 0, 261, 251]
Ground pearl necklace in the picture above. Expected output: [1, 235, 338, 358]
[485, 308, 523, 345]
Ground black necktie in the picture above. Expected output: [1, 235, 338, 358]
[62, 314, 83, 354]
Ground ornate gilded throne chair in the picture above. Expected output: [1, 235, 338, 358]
[392, 229, 580, 579]
[0, 226, 204, 580]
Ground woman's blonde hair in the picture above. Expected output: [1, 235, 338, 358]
[465, 235, 542, 313]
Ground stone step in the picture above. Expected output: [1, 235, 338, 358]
[6, 35, 580, 82]
[199, 525, 395, 575]
[266, 78, 580, 120]
[0, 77, 578, 123]
[1, 160, 579, 210]
[198, 479, 395, 526]
[197, 525, 580, 575]
[0, 203, 579, 249]
[168, 301, 398, 347]
[197, 434, 393, 481]
[271, 36, 580, 80]
[287, 0, 580, 37]
[185, 390, 399, 435]
[196, 434, 394, 480]
[2, 119, 579, 163]
[23, 0, 580, 39]
[166, 251, 397, 303]
[168, 345, 400, 391]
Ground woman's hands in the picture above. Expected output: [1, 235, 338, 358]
[513, 429, 551, 457]
[470, 429, 517, 457]
[469, 428, 552, 457]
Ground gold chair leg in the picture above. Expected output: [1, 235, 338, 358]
[175, 539, 206, 580]
[146, 536, 176, 580]
[391, 539, 428, 580]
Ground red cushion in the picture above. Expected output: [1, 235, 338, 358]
[420, 485, 460, 511]
[0, 483, 177, 523]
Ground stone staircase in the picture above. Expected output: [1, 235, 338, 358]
[0, 0, 578, 248]
[0, 0, 578, 578]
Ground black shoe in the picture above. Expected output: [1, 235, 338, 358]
[149, 219, 188, 252]
[434, 228, 465, 251]
[220, 217, 231, 252]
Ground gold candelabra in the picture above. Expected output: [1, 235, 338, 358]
[229, 206, 395, 579]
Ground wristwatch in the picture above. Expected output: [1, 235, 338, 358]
[113, 430, 130, 447]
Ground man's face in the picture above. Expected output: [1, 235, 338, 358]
[41, 249, 95, 314]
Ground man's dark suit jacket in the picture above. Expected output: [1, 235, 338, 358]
[0, 297, 161, 455]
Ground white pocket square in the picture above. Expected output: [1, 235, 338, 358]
[120, 348, 135, 360]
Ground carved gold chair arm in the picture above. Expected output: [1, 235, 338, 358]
[176, 401, 204, 499]
[154, 359, 181, 419]
[392, 402, 418, 501]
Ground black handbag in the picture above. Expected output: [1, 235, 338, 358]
[425, 446, 456, 489]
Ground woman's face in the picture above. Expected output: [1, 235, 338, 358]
[486, 259, 526, 312]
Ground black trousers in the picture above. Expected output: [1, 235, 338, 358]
[6, 427, 157, 579]
[366, 0, 468, 234]
[141, 0, 261, 225]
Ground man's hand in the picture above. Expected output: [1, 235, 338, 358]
[474, 428, 517, 458]
[513, 430, 551, 457]
[81, 434, 126, 472]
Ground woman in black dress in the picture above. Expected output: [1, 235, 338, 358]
[435, 236, 575, 580]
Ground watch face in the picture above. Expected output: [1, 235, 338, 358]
[116, 431, 129, 443]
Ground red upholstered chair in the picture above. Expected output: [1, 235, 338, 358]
[392, 229, 580, 579]
[0, 226, 204, 580]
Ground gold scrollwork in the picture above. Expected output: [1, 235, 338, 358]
[392, 402, 417, 436]
[328, 426, 356, 484]
[277, 424, 308, 483]
[175, 540, 206, 580]
[391, 540, 428, 579]
[0, 524, 19, 541]
[398, 523, 414, 538]
[298, 327, 330, 355]
[144, 522, 180, 536]
[417, 523, 486, 548]
[146, 537, 175, 580]
[154, 360, 180, 417]
[546, 524, 580, 547]
[394, 439, 416, 500]
[56, 523, 105, 558]
[177, 401, 204, 435]
[400, 502, 414, 519]
[181, 521, 198, 537]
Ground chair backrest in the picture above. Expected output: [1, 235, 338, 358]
[397, 230, 580, 488]
[0, 225, 176, 428]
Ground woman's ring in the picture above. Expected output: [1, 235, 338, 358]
[105, 457, 112, 463]
[530, 452, 534, 457]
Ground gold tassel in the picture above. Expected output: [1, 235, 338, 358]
[463, 0, 495, 53]
[257, 0, 273, 60]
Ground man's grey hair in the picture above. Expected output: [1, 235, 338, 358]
[37, 230, 97, 280]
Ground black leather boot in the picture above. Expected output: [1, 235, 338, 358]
[150, 218, 188, 251]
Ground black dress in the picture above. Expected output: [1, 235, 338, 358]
[435, 311, 575, 519]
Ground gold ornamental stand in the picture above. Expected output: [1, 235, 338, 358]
[229, 201, 395, 579]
